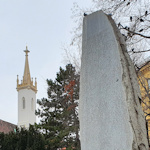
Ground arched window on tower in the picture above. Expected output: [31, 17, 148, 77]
[22, 97, 25, 109]
[31, 98, 34, 111]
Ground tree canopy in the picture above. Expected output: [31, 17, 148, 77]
[64, 0, 150, 68]
[36, 64, 80, 150]
[0, 125, 45, 150]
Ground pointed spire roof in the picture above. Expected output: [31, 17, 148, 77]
[23, 46, 31, 84]
[16, 46, 37, 93]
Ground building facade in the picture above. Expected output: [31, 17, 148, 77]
[16, 46, 37, 128]
[138, 60, 150, 141]
[0, 119, 16, 134]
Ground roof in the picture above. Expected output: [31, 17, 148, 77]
[16, 46, 37, 93]
[0, 119, 16, 134]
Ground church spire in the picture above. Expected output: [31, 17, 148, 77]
[23, 46, 31, 84]
[17, 46, 37, 93]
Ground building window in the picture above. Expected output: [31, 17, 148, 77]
[31, 98, 34, 111]
[148, 79, 150, 88]
[22, 97, 25, 109]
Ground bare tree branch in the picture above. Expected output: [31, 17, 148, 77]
[128, 49, 150, 53]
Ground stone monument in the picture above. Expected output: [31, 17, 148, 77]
[79, 11, 149, 150]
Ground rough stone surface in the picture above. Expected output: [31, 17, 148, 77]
[79, 11, 149, 150]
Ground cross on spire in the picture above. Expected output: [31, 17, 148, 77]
[24, 46, 30, 56]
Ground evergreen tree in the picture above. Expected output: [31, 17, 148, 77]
[0, 125, 45, 150]
[36, 64, 80, 150]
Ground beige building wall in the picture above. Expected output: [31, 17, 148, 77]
[138, 61, 150, 141]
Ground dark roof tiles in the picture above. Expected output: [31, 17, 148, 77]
[0, 119, 16, 134]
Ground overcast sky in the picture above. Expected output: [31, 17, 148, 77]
[0, 0, 92, 124]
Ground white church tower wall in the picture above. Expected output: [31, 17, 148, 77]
[17, 46, 37, 128]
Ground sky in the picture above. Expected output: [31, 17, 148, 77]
[0, 0, 93, 124]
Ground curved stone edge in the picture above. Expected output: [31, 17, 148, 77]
[107, 15, 149, 150]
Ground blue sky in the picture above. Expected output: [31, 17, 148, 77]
[0, 0, 92, 124]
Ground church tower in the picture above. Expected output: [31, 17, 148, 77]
[16, 46, 37, 128]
